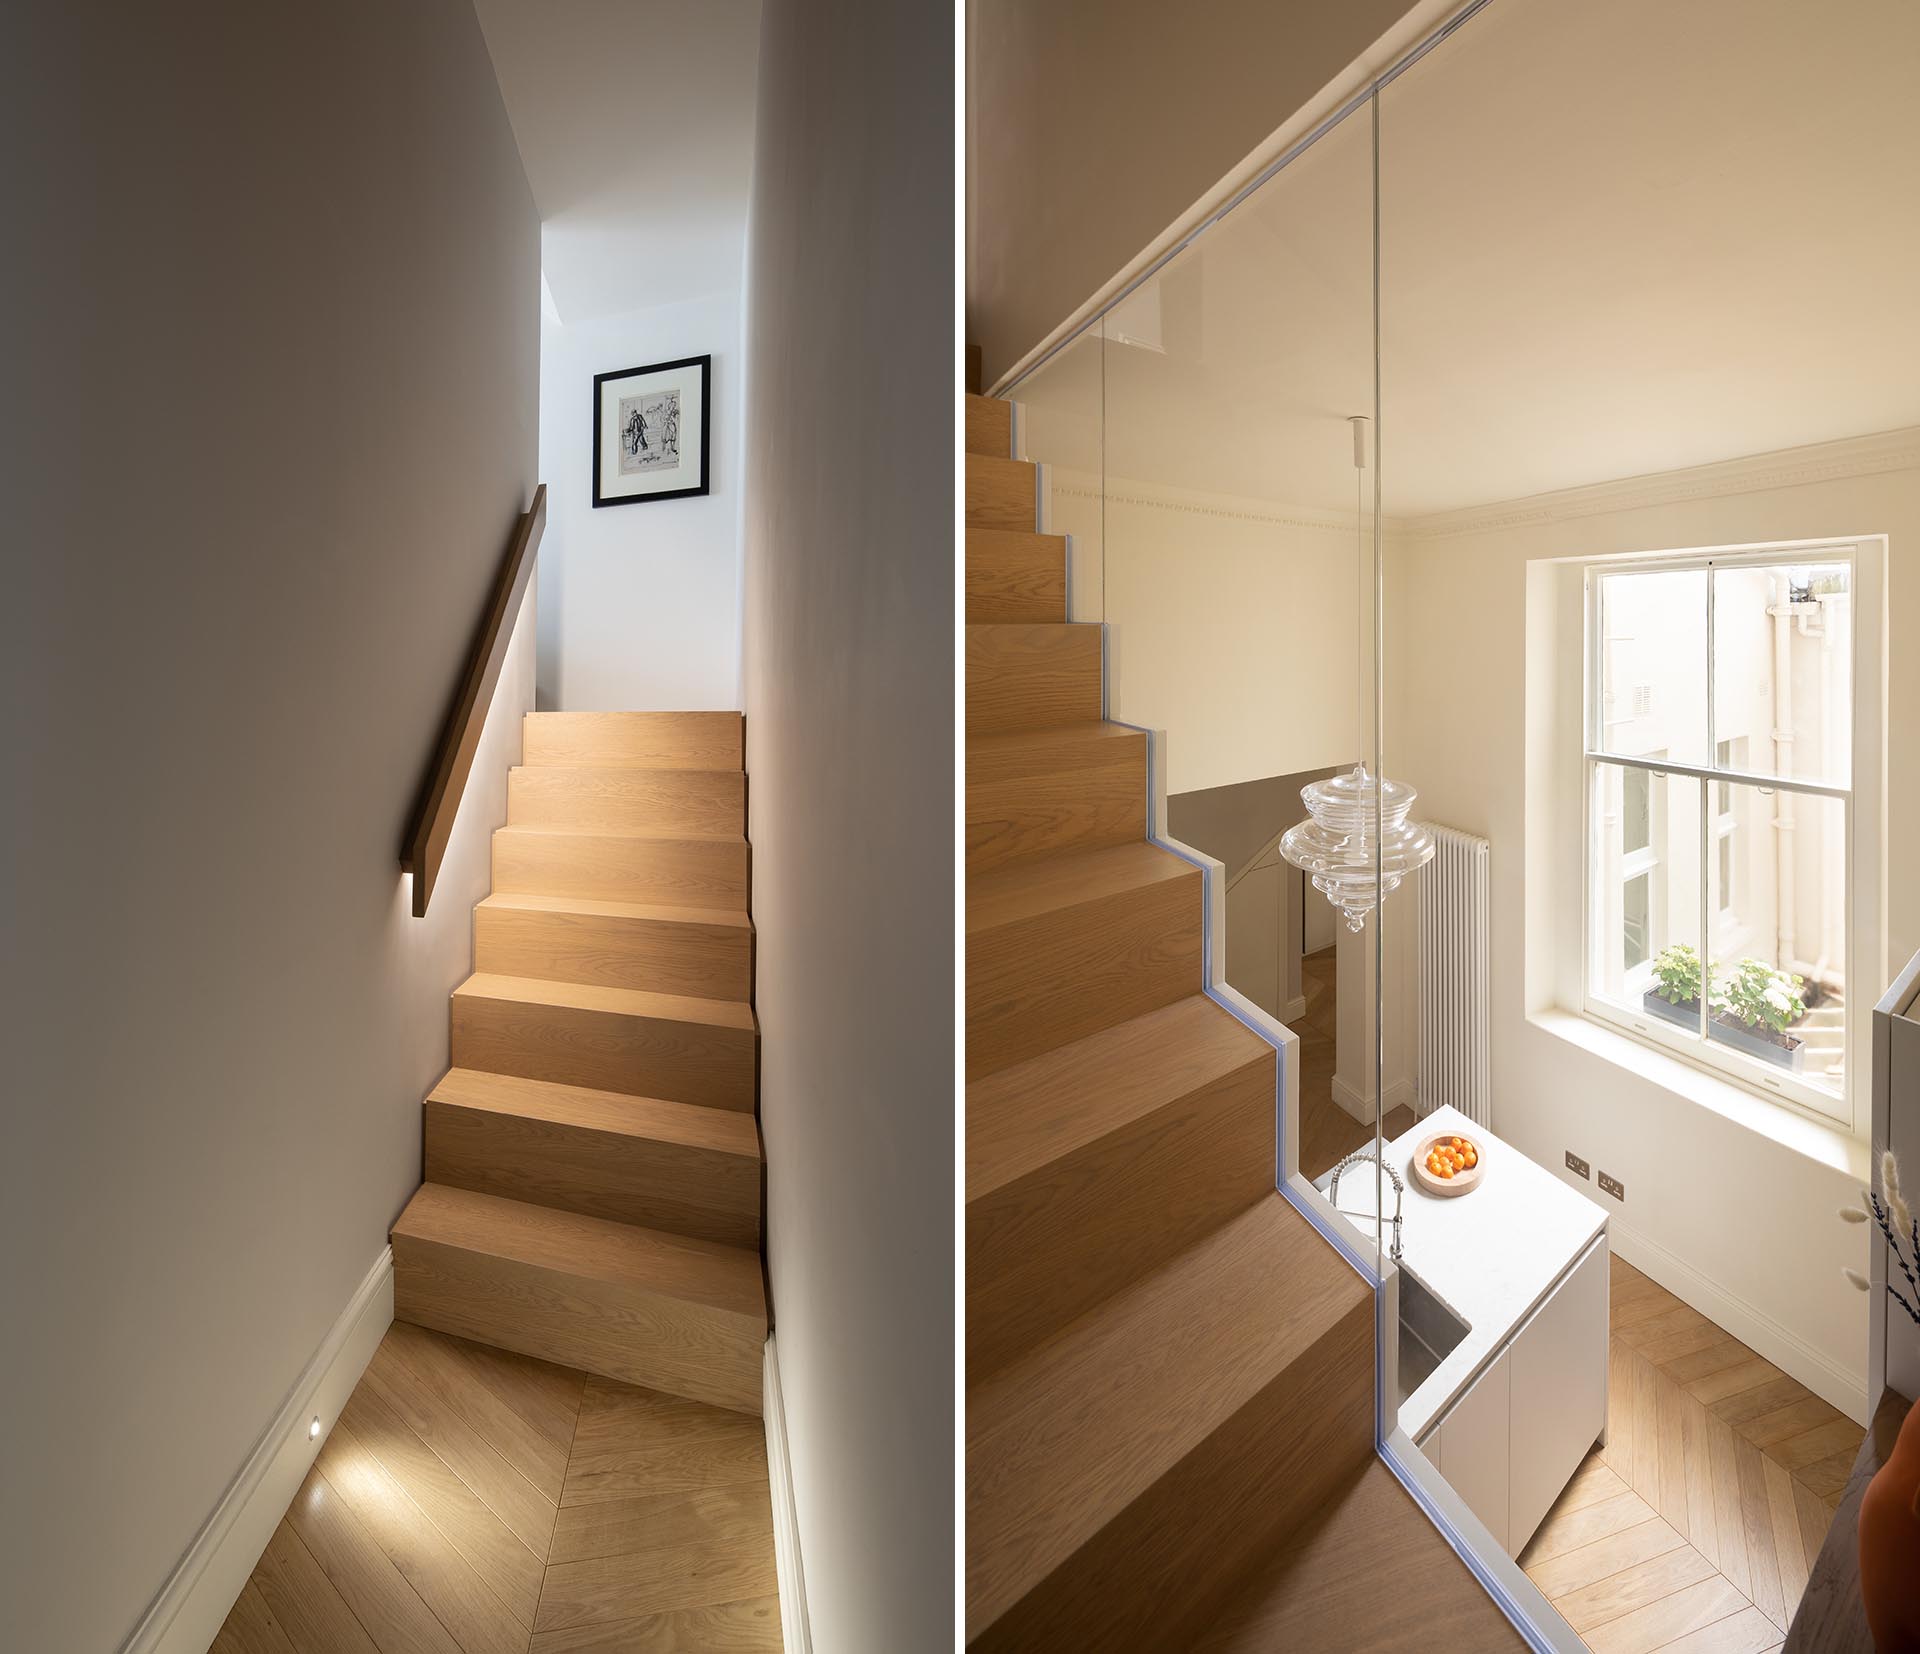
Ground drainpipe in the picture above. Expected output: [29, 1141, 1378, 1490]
[1816, 592, 1844, 989]
[1770, 576, 1798, 975]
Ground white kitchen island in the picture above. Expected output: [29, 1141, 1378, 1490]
[1317, 1103, 1611, 1556]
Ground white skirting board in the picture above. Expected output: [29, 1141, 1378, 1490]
[1331, 1073, 1417, 1126]
[763, 1333, 814, 1654]
[120, 1247, 396, 1654]
[1608, 1220, 1869, 1426]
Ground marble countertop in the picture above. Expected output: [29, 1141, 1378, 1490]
[1316, 1103, 1608, 1440]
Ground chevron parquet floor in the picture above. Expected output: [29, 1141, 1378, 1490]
[211, 1320, 781, 1653]
[1518, 1253, 1860, 1653]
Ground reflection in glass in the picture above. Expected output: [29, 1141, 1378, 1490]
[1711, 561, 1851, 789]
[1588, 762, 1700, 1021]
[1708, 784, 1847, 1102]
[1594, 568, 1709, 766]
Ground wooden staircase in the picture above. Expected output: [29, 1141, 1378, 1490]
[392, 711, 767, 1418]
[963, 395, 1529, 1650]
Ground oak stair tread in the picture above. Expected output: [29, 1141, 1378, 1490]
[392, 1183, 765, 1323]
[428, 1067, 761, 1159]
[966, 839, 1193, 936]
[454, 971, 757, 1033]
[967, 992, 1271, 1201]
[1193, 1460, 1531, 1651]
[966, 1195, 1372, 1638]
[478, 890, 753, 932]
[494, 821, 747, 846]
[521, 710, 743, 771]
[964, 718, 1140, 764]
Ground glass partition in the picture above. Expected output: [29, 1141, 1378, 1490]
[1007, 91, 1388, 1274]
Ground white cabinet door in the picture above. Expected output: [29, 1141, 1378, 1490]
[1431, 1347, 1511, 1553]
[1508, 1233, 1610, 1554]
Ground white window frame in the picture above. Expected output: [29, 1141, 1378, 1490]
[1580, 543, 1857, 1126]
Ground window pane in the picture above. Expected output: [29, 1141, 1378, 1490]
[1588, 761, 1700, 1023]
[1706, 783, 1846, 1103]
[1711, 561, 1851, 788]
[1596, 568, 1708, 765]
[1623, 873, 1651, 969]
[1622, 764, 1652, 855]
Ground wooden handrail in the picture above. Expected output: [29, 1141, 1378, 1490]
[401, 484, 546, 917]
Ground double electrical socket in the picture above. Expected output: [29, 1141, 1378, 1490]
[1565, 1151, 1626, 1201]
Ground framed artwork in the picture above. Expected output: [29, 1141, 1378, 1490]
[592, 354, 711, 506]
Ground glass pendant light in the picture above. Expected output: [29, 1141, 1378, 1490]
[1281, 762, 1432, 932]
[1281, 415, 1432, 930]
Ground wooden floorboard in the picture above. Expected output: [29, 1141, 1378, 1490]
[1520, 1253, 1863, 1651]
[214, 1323, 782, 1654]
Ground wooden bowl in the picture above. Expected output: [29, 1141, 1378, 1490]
[1411, 1131, 1485, 1198]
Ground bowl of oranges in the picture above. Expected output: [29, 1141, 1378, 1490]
[1413, 1131, 1483, 1196]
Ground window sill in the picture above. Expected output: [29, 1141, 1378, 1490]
[1528, 1007, 1870, 1181]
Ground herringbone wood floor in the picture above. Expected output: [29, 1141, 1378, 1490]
[1518, 1254, 1859, 1653]
[211, 1320, 780, 1653]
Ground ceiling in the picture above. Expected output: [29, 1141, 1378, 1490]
[473, 0, 761, 326]
[1021, 0, 1920, 517]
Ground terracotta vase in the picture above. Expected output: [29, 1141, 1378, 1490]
[1860, 1400, 1920, 1653]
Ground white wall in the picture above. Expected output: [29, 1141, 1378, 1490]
[740, 0, 952, 1648]
[537, 287, 745, 710]
[0, 5, 539, 1646]
[1385, 432, 1920, 1417]
[1045, 470, 1364, 796]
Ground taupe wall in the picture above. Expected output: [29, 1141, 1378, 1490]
[966, 0, 1420, 384]
[740, 0, 953, 1647]
[0, 4, 539, 1646]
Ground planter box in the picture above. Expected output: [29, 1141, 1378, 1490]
[1709, 1015, 1806, 1074]
[1639, 990, 1806, 1074]
[1642, 990, 1701, 1033]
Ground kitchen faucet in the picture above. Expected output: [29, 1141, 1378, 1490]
[1327, 1146, 1404, 1263]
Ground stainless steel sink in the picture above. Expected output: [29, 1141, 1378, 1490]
[1397, 1266, 1470, 1405]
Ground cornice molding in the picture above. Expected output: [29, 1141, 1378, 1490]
[1403, 426, 1920, 542]
[1052, 470, 1359, 535]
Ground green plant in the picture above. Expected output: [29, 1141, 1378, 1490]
[1650, 943, 1703, 1004]
[1711, 956, 1806, 1036]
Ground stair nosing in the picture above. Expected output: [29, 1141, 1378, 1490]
[428, 1068, 762, 1157]
[493, 823, 748, 847]
[394, 1183, 765, 1321]
[454, 971, 758, 1032]
[477, 890, 753, 929]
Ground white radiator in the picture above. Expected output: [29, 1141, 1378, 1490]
[1416, 823, 1491, 1128]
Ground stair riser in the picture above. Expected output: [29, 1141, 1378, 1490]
[493, 830, 749, 908]
[452, 997, 756, 1112]
[968, 456, 1039, 532]
[967, 626, 1103, 734]
[967, 735, 1147, 872]
[968, 1057, 1273, 1384]
[523, 712, 743, 771]
[476, 904, 753, 1000]
[968, 873, 1202, 1077]
[394, 1236, 763, 1415]
[966, 530, 1067, 624]
[508, 767, 744, 835]
[967, 395, 1014, 458]
[971, 1295, 1374, 1650]
[424, 1100, 761, 1248]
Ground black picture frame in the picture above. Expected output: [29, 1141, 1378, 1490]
[592, 353, 711, 507]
